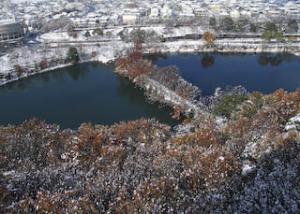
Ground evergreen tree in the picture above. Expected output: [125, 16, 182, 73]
[67, 47, 80, 64]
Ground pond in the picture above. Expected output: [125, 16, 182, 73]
[0, 63, 176, 128]
[151, 53, 300, 96]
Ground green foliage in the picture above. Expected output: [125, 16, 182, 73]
[84, 31, 91, 37]
[221, 17, 235, 32]
[261, 22, 280, 42]
[34, 62, 39, 70]
[130, 29, 146, 43]
[262, 31, 274, 41]
[67, 47, 80, 64]
[213, 95, 248, 118]
[236, 18, 249, 32]
[250, 23, 257, 33]
[274, 31, 284, 42]
[92, 28, 103, 36]
[262, 30, 285, 42]
[265, 22, 278, 32]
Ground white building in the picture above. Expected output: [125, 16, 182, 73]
[0, 20, 24, 43]
[149, 7, 160, 18]
[122, 13, 138, 25]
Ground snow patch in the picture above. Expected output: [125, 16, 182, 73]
[242, 162, 256, 176]
[285, 113, 300, 131]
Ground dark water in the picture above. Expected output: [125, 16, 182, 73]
[151, 53, 300, 95]
[0, 63, 176, 129]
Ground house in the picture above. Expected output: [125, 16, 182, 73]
[122, 13, 138, 25]
[149, 7, 160, 18]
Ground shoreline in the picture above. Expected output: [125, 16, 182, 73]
[0, 41, 299, 131]
[1, 40, 300, 88]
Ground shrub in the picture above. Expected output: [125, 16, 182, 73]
[239, 92, 264, 118]
[14, 64, 25, 76]
[221, 17, 235, 32]
[265, 22, 278, 32]
[115, 42, 151, 79]
[209, 17, 217, 29]
[66, 47, 80, 64]
[39, 59, 48, 70]
[91, 51, 97, 58]
[77, 123, 106, 161]
[112, 119, 157, 143]
[202, 31, 216, 46]
[262, 22, 285, 42]
[92, 28, 103, 36]
[213, 95, 248, 118]
[250, 23, 257, 33]
[286, 19, 298, 33]
[262, 31, 273, 42]
[84, 31, 91, 37]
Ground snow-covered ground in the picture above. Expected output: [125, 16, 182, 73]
[38, 25, 204, 43]
[0, 41, 129, 86]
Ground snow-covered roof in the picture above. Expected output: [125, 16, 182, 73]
[0, 19, 16, 25]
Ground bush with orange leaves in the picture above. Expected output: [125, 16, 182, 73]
[39, 59, 49, 70]
[115, 42, 153, 79]
[76, 123, 107, 161]
[172, 118, 220, 147]
[14, 64, 25, 76]
[172, 105, 185, 120]
[111, 119, 170, 143]
[193, 126, 219, 146]
[202, 31, 216, 47]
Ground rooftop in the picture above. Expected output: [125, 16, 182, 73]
[0, 19, 16, 25]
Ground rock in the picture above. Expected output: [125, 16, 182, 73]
[242, 135, 274, 160]
[215, 116, 227, 128]
[214, 87, 222, 97]
[285, 113, 300, 131]
[174, 123, 195, 136]
[241, 161, 256, 176]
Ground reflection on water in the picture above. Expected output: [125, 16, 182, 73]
[201, 53, 215, 68]
[257, 53, 295, 66]
[152, 53, 300, 95]
[0, 63, 176, 128]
